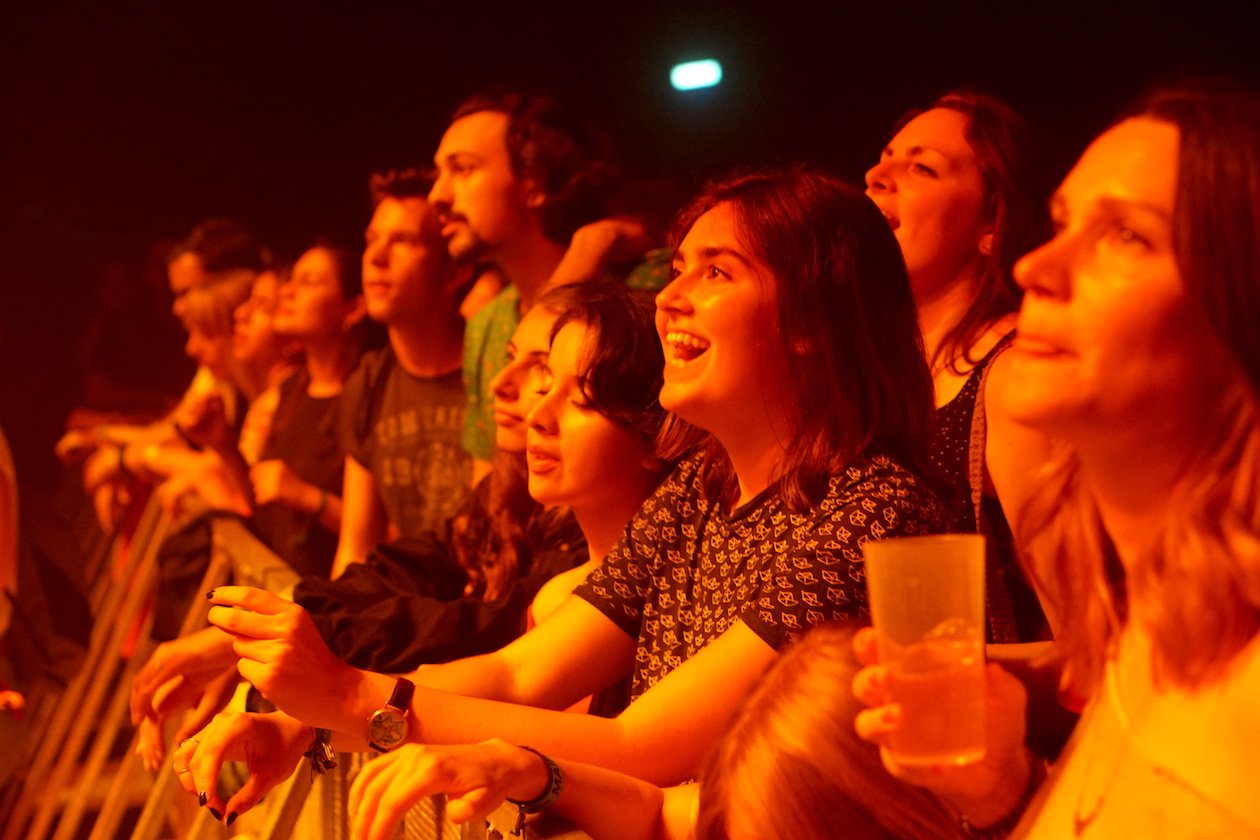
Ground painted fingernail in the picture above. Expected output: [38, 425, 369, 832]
[209, 808, 223, 821]
[225, 812, 237, 827]
[198, 792, 207, 807]
[205, 589, 216, 600]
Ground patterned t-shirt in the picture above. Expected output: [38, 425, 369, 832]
[341, 347, 472, 540]
[575, 450, 948, 700]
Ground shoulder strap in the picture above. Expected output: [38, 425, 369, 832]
[970, 330, 1019, 643]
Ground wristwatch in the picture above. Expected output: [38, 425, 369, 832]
[367, 677, 415, 752]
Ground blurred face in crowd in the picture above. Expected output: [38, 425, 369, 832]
[1005, 117, 1228, 439]
[428, 110, 535, 264]
[232, 270, 286, 367]
[184, 330, 228, 376]
[361, 197, 449, 326]
[656, 202, 789, 435]
[525, 320, 654, 512]
[275, 247, 364, 343]
[865, 107, 992, 299]
[168, 251, 213, 321]
[489, 304, 558, 454]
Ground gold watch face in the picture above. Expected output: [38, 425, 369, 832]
[368, 707, 408, 751]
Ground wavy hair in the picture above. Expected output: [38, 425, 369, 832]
[1018, 83, 1260, 693]
[451, 89, 619, 244]
[454, 282, 667, 602]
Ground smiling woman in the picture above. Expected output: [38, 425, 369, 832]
[165, 169, 948, 833]
[657, 166, 940, 510]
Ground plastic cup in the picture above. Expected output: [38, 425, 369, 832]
[863, 533, 986, 766]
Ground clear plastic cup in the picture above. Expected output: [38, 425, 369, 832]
[863, 533, 986, 766]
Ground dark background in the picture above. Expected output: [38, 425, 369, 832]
[2, 0, 1257, 488]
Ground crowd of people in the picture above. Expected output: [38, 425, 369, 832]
[1, 77, 1257, 839]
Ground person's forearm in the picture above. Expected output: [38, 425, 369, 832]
[549, 761, 666, 840]
[95, 422, 175, 447]
[326, 670, 702, 786]
[315, 493, 342, 533]
[290, 480, 342, 533]
[332, 458, 386, 578]
[330, 521, 383, 578]
[125, 442, 210, 482]
[214, 444, 254, 507]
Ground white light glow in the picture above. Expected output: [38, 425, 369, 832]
[670, 59, 723, 91]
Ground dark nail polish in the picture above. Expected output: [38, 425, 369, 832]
[225, 812, 237, 827]
[209, 808, 223, 821]
[205, 589, 216, 600]
[198, 792, 207, 807]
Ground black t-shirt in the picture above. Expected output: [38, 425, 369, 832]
[339, 347, 471, 539]
[252, 372, 344, 578]
[575, 450, 948, 701]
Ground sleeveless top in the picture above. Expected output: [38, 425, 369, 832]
[930, 333, 1048, 644]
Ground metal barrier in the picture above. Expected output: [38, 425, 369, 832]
[1, 503, 592, 840]
[2, 497, 172, 840]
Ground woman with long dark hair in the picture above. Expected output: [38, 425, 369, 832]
[866, 91, 1054, 644]
[168, 168, 947, 825]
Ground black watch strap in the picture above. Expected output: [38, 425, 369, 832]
[388, 677, 415, 711]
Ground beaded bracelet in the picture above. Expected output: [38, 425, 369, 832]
[507, 746, 563, 837]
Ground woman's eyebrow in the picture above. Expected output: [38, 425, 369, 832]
[697, 246, 754, 268]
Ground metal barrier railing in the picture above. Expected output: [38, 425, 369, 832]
[1, 502, 596, 840]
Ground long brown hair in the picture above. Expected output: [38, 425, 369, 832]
[1018, 83, 1260, 693]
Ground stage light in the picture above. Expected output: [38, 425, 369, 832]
[670, 59, 722, 91]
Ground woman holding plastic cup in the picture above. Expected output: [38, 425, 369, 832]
[855, 83, 1260, 836]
